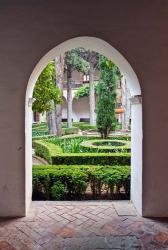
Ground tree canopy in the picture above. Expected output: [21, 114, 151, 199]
[32, 62, 62, 114]
[65, 49, 89, 74]
[74, 83, 99, 99]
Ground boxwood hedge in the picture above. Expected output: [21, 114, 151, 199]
[33, 140, 63, 164]
[80, 139, 131, 153]
[33, 140, 130, 165]
[33, 165, 130, 200]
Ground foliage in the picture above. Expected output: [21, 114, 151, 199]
[32, 132, 131, 142]
[65, 48, 89, 74]
[51, 181, 65, 200]
[74, 48, 99, 70]
[74, 83, 98, 99]
[32, 165, 130, 200]
[75, 84, 90, 99]
[35, 134, 131, 153]
[32, 62, 62, 114]
[80, 139, 131, 153]
[62, 127, 79, 136]
[51, 153, 130, 166]
[70, 122, 97, 131]
[33, 139, 130, 165]
[57, 137, 84, 153]
[32, 130, 49, 137]
[33, 140, 63, 164]
[96, 56, 118, 138]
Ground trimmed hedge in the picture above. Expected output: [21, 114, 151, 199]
[80, 139, 131, 153]
[33, 140, 130, 165]
[33, 140, 63, 164]
[74, 123, 97, 131]
[45, 135, 131, 154]
[32, 131, 48, 137]
[33, 165, 130, 200]
[51, 153, 130, 165]
[62, 127, 79, 135]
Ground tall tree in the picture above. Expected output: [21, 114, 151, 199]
[64, 49, 89, 128]
[32, 62, 62, 134]
[87, 51, 99, 125]
[96, 56, 117, 139]
[54, 56, 65, 136]
[76, 48, 99, 125]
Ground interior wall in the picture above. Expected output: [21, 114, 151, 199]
[72, 97, 90, 122]
[0, 0, 168, 217]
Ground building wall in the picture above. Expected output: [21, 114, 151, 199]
[0, 1, 168, 217]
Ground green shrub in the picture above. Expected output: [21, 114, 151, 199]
[51, 181, 65, 200]
[33, 139, 130, 165]
[80, 139, 131, 153]
[47, 137, 85, 153]
[62, 127, 79, 135]
[46, 135, 131, 153]
[32, 122, 47, 129]
[74, 124, 97, 131]
[32, 131, 49, 137]
[32, 165, 130, 200]
[74, 83, 98, 99]
[51, 153, 130, 165]
[33, 140, 63, 164]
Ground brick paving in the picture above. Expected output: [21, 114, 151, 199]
[0, 201, 168, 249]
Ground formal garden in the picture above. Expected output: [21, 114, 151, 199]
[32, 48, 131, 201]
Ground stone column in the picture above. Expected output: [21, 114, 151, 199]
[129, 95, 143, 215]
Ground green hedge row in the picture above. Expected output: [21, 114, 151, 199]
[62, 127, 79, 135]
[33, 134, 131, 142]
[51, 153, 130, 165]
[33, 140, 63, 164]
[74, 123, 97, 131]
[33, 165, 130, 200]
[32, 128, 79, 138]
[80, 139, 131, 153]
[33, 140, 130, 165]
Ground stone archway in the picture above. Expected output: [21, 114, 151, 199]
[26, 37, 142, 215]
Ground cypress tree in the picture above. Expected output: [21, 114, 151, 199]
[96, 55, 117, 139]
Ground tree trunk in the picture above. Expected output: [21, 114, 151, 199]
[46, 101, 57, 135]
[121, 79, 131, 131]
[89, 63, 96, 125]
[55, 56, 64, 136]
[67, 66, 73, 128]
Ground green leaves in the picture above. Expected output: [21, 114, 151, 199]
[65, 49, 89, 74]
[74, 84, 90, 99]
[96, 56, 119, 138]
[74, 83, 98, 99]
[32, 62, 62, 113]
[32, 165, 131, 200]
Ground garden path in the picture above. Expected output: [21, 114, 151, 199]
[0, 201, 168, 249]
[33, 156, 48, 165]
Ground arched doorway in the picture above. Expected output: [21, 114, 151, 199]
[26, 37, 142, 215]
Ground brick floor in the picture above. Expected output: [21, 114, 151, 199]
[0, 201, 168, 249]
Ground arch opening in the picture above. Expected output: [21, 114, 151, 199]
[26, 37, 142, 215]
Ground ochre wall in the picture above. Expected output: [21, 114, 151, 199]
[0, 0, 168, 216]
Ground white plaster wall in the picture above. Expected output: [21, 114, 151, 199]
[62, 97, 89, 122]
[72, 97, 89, 122]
